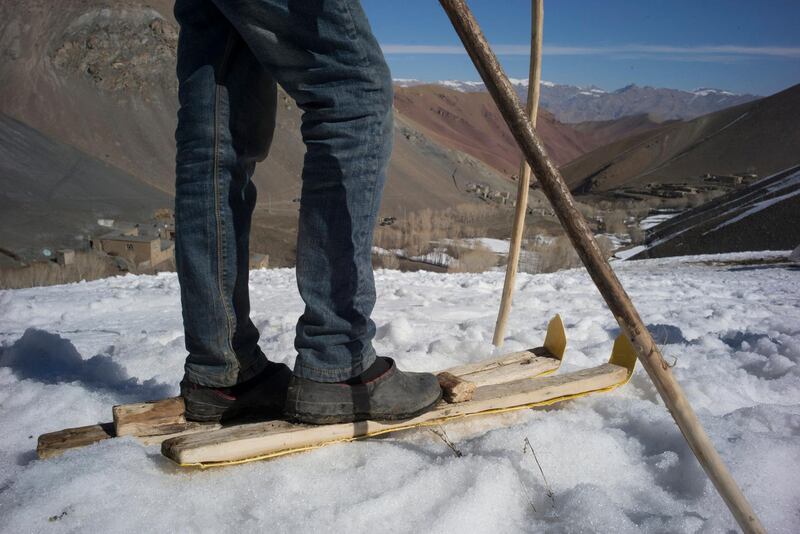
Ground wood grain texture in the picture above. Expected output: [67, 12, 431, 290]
[37, 423, 115, 459]
[36, 421, 222, 459]
[113, 397, 187, 437]
[437, 372, 476, 402]
[444, 347, 558, 387]
[162, 364, 628, 466]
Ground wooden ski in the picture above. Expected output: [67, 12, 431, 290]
[163, 338, 635, 467]
[38, 316, 572, 461]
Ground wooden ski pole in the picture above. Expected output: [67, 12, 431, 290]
[493, 0, 543, 347]
[438, 1, 766, 532]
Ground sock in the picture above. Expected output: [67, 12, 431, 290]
[343, 357, 391, 385]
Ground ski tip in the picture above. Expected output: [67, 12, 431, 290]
[543, 314, 567, 361]
[608, 333, 637, 381]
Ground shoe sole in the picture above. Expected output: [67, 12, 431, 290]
[286, 389, 443, 425]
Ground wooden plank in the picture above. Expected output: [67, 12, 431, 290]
[436, 372, 476, 402]
[135, 422, 223, 446]
[113, 397, 187, 437]
[36, 421, 222, 459]
[163, 363, 627, 466]
[37, 423, 115, 459]
[444, 347, 558, 387]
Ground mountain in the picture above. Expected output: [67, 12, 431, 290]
[395, 79, 760, 123]
[560, 84, 800, 194]
[0, 113, 171, 261]
[631, 164, 800, 258]
[393, 84, 595, 175]
[393, 85, 676, 178]
[0, 0, 514, 263]
[0, 1, 512, 211]
[0, 0, 180, 195]
[570, 114, 669, 152]
[540, 83, 759, 123]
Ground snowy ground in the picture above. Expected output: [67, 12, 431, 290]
[1, 252, 799, 533]
[640, 211, 682, 230]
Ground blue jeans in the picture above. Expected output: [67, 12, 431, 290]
[174, 0, 392, 386]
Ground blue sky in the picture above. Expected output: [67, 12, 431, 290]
[362, 0, 800, 95]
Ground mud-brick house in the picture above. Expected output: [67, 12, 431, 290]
[91, 227, 174, 268]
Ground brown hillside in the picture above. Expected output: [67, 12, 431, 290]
[571, 114, 668, 151]
[393, 85, 671, 178]
[561, 84, 800, 193]
[0, 0, 518, 266]
[0, 0, 513, 216]
[394, 85, 594, 175]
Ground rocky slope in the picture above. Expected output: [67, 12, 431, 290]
[0, 0, 516, 262]
[0, 113, 170, 260]
[632, 164, 800, 258]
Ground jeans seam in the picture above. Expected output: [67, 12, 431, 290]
[212, 83, 237, 363]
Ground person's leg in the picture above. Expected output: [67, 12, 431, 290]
[210, 0, 392, 382]
[206, 0, 440, 424]
[174, 0, 277, 388]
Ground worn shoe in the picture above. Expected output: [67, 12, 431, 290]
[181, 361, 292, 423]
[284, 357, 442, 424]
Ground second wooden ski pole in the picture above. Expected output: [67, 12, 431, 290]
[493, 0, 543, 347]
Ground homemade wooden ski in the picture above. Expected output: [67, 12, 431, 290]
[36, 315, 566, 459]
[163, 333, 635, 467]
[36, 315, 635, 468]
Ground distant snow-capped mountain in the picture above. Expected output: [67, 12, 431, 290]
[393, 79, 759, 123]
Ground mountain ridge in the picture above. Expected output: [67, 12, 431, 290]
[393, 78, 760, 123]
[560, 83, 800, 194]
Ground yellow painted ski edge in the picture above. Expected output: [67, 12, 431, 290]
[609, 332, 637, 383]
[543, 314, 567, 362]
[533, 314, 567, 379]
[181, 333, 636, 470]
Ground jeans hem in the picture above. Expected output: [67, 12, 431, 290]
[237, 353, 269, 382]
[292, 345, 377, 382]
[184, 351, 268, 387]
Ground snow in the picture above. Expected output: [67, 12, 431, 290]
[692, 88, 738, 97]
[392, 78, 423, 87]
[704, 167, 800, 235]
[453, 238, 510, 255]
[436, 80, 486, 92]
[409, 249, 456, 268]
[707, 187, 800, 234]
[639, 211, 682, 230]
[1, 252, 799, 532]
[614, 245, 647, 260]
